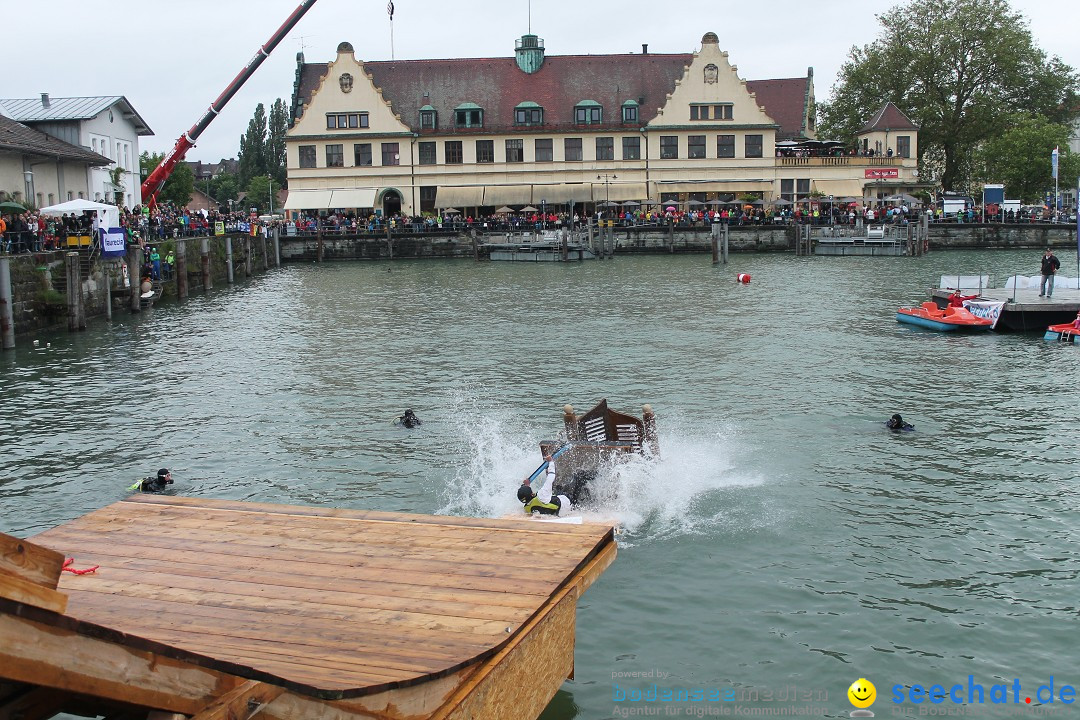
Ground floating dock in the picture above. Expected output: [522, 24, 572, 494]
[930, 286, 1080, 332]
[0, 495, 616, 720]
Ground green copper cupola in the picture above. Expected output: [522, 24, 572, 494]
[515, 34, 545, 73]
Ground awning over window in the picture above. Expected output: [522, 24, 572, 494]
[329, 188, 378, 208]
[483, 185, 533, 206]
[593, 182, 648, 202]
[282, 189, 334, 210]
[532, 183, 591, 204]
[435, 186, 485, 208]
[656, 181, 772, 193]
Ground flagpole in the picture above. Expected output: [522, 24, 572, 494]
[387, 1, 395, 60]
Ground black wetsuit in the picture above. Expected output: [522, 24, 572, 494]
[139, 476, 171, 492]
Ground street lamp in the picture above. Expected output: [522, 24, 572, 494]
[22, 170, 33, 204]
[268, 174, 274, 216]
[202, 172, 212, 213]
[540, 198, 546, 232]
[597, 173, 618, 214]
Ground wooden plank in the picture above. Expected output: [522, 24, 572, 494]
[0, 571, 67, 614]
[0, 610, 241, 714]
[38, 528, 580, 590]
[116, 495, 608, 537]
[0, 533, 65, 589]
[188, 681, 283, 720]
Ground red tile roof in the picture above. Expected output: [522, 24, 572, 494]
[860, 102, 919, 133]
[292, 51, 813, 139]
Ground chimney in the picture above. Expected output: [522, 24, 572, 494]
[41, 93, 50, 108]
[642, 44, 648, 55]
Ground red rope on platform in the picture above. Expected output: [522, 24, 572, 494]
[62, 557, 99, 575]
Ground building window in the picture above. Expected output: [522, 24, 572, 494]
[622, 136, 641, 160]
[717, 135, 735, 158]
[596, 137, 614, 161]
[688, 135, 706, 159]
[445, 141, 463, 164]
[745, 134, 763, 158]
[382, 142, 400, 166]
[622, 103, 638, 123]
[476, 139, 494, 164]
[515, 105, 544, 126]
[354, 143, 372, 166]
[715, 104, 733, 120]
[660, 136, 679, 159]
[796, 179, 811, 199]
[535, 138, 553, 162]
[420, 110, 437, 129]
[326, 112, 369, 129]
[299, 145, 317, 168]
[326, 144, 344, 167]
[505, 139, 524, 163]
[565, 138, 583, 162]
[780, 179, 794, 202]
[455, 107, 483, 128]
[690, 105, 705, 121]
[418, 141, 436, 165]
[419, 186, 437, 213]
[897, 136, 911, 158]
[574, 104, 602, 124]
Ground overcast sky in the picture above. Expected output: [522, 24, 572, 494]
[6, 0, 1077, 163]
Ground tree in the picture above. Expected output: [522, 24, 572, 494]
[238, 103, 268, 188]
[244, 175, 273, 214]
[818, 0, 1079, 192]
[139, 151, 194, 207]
[209, 173, 240, 208]
[974, 115, 1080, 203]
[267, 98, 289, 188]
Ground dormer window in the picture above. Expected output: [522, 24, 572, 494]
[454, 103, 484, 128]
[326, 112, 369, 129]
[574, 100, 602, 125]
[515, 101, 544, 126]
[419, 105, 437, 129]
[621, 100, 639, 123]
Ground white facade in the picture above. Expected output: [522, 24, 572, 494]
[81, 107, 143, 207]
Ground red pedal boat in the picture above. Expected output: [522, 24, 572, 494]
[896, 302, 993, 332]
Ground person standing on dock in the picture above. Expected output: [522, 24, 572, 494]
[1039, 248, 1060, 298]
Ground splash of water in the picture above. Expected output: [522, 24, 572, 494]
[437, 406, 765, 543]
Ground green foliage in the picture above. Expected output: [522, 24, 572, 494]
[35, 288, 67, 316]
[268, 99, 289, 188]
[817, 0, 1080, 192]
[974, 115, 1080, 203]
[140, 151, 194, 207]
[209, 173, 240, 207]
[238, 103, 268, 188]
[244, 175, 273, 214]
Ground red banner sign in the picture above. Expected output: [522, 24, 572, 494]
[865, 168, 899, 179]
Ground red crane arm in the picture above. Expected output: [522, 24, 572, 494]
[140, 0, 319, 208]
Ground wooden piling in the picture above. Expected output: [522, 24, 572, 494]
[273, 226, 281, 267]
[316, 219, 324, 263]
[711, 224, 720, 265]
[201, 238, 212, 291]
[245, 236, 253, 276]
[0, 257, 14, 350]
[561, 227, 568, 262]
[563, 404, 578, 440]
[471, 229, 479, 261]
[642, 404, 659, 456]
[262, 233, 269, 271]
[128, 245, 141, 313]
[176, 240, 188, 300]
[65, 252, 85, 332]
[667, 220, 674, 254]
[225, 237, 234, 284]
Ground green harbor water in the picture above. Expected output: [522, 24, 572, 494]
[2, 249, 1078, 719]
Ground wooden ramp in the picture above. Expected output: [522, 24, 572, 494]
[0, 495, 617, 720]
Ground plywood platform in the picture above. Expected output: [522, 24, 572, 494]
[930, 287, 1080, 331]
[1, 495, 617, 720]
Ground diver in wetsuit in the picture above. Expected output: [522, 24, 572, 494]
[886, 414, 914, 431]
[396, 409, 422, 428]
[134, 468, 173, 492]
[517, 454, 572, 516]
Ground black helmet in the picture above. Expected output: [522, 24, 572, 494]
[157, 468, 171, 479]
[891, 414, 903, 422]
[517, 484, 534, 504]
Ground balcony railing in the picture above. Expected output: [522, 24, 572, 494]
[777, 156, 906, 167]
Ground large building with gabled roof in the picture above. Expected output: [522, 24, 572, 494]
[0, 94, 152, 208]
[284, 33, 922, 216]
[0, 114, 111, 208]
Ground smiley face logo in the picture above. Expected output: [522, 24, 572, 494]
[848, 678, 876, 709]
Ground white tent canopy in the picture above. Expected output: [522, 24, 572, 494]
[39, 199, 119, 229]
[39, 199, 115, 215]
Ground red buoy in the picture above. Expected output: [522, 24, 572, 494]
[737, 273, 751, 284]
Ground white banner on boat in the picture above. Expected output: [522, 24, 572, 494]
[964, 300, 1006, 329]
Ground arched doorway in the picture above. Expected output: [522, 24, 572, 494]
[381, 189, 402, 218]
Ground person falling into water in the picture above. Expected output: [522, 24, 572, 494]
[517, 454, 571, 516]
